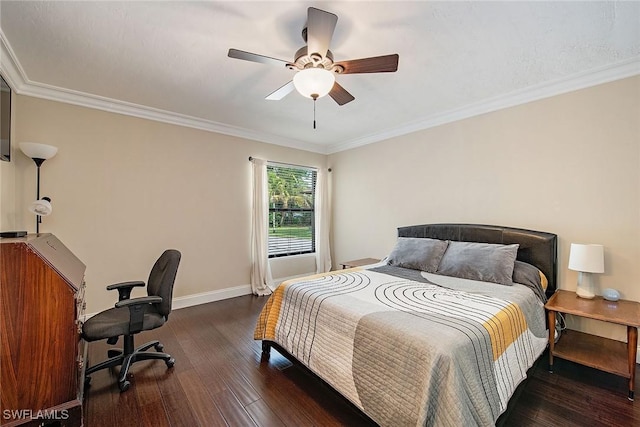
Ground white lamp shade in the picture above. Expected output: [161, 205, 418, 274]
[568, 243, 604, 273]
[293, 68, 336, 99]
[19, 142, 58, 160]
[29, 199, 52, 216]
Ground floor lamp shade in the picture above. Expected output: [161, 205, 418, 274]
[568, 243, 604, 299]
[19, 142, 58, 161]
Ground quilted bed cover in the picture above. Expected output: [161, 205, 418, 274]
[254, 266, 548, 427]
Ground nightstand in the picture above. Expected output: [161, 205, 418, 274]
[340, 258, 380, 269]
[545, 290, 640, 400]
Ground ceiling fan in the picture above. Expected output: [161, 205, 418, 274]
[228, 7, 399, 106]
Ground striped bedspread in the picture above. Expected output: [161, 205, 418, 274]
[255, 266, 548, 426]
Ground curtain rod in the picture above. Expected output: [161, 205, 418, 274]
[248, 156, 331, 172]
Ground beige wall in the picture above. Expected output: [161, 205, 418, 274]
[6, 95, 325, 313]
[329, 76, 640, 342]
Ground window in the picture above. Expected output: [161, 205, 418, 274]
[267, 164, 316, 257]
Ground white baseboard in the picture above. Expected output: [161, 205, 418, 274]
[82, 284, 253, 321]
[172, 284, 252, 310]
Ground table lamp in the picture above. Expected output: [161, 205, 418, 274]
[568, 243, 604, 299]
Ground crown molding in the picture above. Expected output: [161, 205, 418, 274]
[2, 26, 638, 156]
[326, 57, 640, 154]
[18, 82, 326, 153]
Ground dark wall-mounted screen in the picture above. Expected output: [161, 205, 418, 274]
[1, 74, 11, 162]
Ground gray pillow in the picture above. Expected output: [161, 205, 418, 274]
[436, 241, 519, 285]
[512, 260, 548, 302]
[387, 237, 449, 273]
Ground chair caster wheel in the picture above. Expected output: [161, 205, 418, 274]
[84, 376, 92, 387]
[154, 343, 164, 352]
[119, 380, 130, 392]
[166, 357, 175, 368]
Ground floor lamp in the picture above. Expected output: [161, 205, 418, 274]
[19, 142, 58, 234]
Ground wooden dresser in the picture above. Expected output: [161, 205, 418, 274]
[1, 234, 86, 427]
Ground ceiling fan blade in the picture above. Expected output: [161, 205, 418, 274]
[306, 7, 337, 60]
[329, 82, 355, 106]
[266, 81, 295, 101]
[228, 48, 289, 68]
[334, 54, 399, 74]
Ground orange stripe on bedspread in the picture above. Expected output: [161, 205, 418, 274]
[253, 269, 363, 341]
[253, 284, 286, 340]
[482, 302, 528, 361]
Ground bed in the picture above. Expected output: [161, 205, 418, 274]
[255, 223, 557, 426]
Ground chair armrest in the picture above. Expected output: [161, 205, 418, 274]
[106, 281, 145, 301]
[115, 296, 163, 334]
[114, 296, 162, 308]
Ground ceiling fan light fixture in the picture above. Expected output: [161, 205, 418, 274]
[293, 68, 335, 99]
[228, 7, 398, 107]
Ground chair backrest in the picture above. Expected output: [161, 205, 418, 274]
[146, 249, 181, 316]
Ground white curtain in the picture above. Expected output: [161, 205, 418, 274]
[250, 158, 273, 296]
[315, 168, 332, 273]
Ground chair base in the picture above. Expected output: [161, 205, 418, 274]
[85, 338, 175, 392]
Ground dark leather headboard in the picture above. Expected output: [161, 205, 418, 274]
[397, 223, 558, 296]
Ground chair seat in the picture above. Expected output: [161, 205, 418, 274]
[82, 305, 165, 342]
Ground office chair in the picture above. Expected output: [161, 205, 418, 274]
[82, 249, 181, 392]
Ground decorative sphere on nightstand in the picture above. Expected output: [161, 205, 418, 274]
[602, 288, 620, 302]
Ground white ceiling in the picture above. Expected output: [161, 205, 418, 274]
[1, 1, 639, 154]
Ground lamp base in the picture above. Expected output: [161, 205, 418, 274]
[576, 271, 596, 299]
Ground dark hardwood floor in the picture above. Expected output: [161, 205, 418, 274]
[83, 295, 640, 427]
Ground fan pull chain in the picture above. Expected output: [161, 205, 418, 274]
[311, 93, 319, 129]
